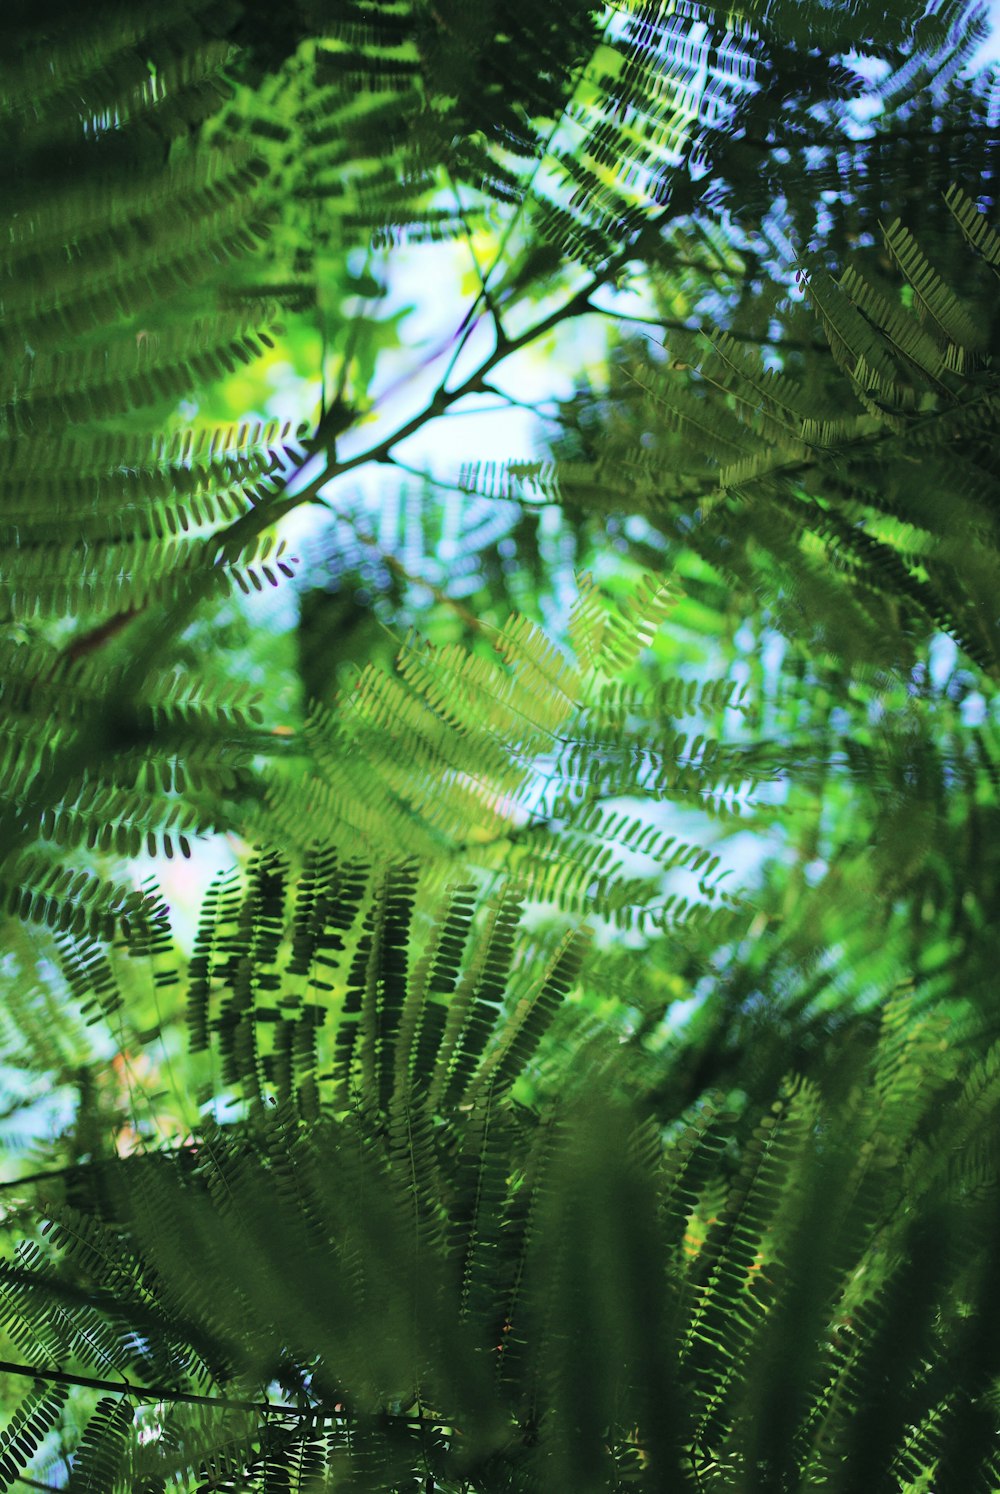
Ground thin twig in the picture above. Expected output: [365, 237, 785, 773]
[738, 121, 996, 151]
[589, 303, 827, 354]
[447, 165, 508, 351]
[0, 1146, 201, 1195]
[57, 607, 143, 666]
[0, 1358, 302, 1416]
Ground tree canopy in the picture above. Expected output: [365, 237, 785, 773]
[2, 1, 1000, 1489]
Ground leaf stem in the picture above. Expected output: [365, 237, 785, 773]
[0, 1358, 299, 1417]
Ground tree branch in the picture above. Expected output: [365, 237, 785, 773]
[588, 302, 829, 354]
[0, 1358, 304, 1416]
[57, 607, 143, 666]
[118, 261, 613, 694]
[0, 1146, 202, 1196]
[737, 121, 996, 152]
[2, 208, 682, 870]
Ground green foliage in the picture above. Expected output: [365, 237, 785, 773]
[4, 882, 1000, 1489]
[2, 0, 1000, 1490]
[545, 185, 1000, 676]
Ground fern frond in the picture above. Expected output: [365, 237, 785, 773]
[945, 181, 1000, 267]
[0, 1382, 68, 1494]
[881, 216, 985, 353]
